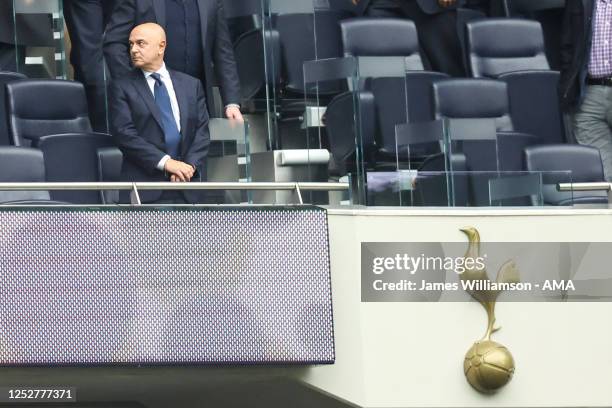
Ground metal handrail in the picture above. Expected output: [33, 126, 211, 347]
[558, 182, 612, 203]
[558, 182, 612, 192]
[0, 181, 350, 205]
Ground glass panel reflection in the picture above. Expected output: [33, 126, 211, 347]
[364, 171, 606, 208]
[10, 0, 66, 79]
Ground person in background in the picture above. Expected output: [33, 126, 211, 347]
[104, 0, 242, 121]
[0, 0, 51, 72]
[560, 0, 612, 181]
[64, 0, 119, 132]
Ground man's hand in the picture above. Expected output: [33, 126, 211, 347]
[225, 105, 244, 122]
[164, 158, 195, 182]
[438, 0, 456, 7]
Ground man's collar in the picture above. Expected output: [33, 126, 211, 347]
[142, 63, 169, 79]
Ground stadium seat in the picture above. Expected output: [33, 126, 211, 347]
[6, 79, 92, 147]
[433, 78, 539, 205]
[434, 79, 513, 130]
[467, 19, 549, 77]
[467, 19, 565, 145]
[277, 11, 348, 99]
[225, 0, 263, 41]
[234, 22, 281, 105]
[324, 90, 377, 176]
[0, 71, 27, 146]
[503, 0, 564, 69]
[37, 133, 115, 204]
[524, 144, 609, 206]
[325, 18, 449, 175]
[271, 9, 353, 150]
[0, 146, 53, 204]
[97, 147, 123, 205]
[341, 18, 422, 66]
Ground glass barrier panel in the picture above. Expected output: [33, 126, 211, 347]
[206, 118, 251, 204]
[295, 57, 358, 205]
[364, 171, 605, 208]
[355, 55, 428, 206]
[247, 0, 357, 205]
[12, 0, 67, 79]
[224, 0, 275, 156]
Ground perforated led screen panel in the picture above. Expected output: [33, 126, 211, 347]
[0, 207, 334, 365]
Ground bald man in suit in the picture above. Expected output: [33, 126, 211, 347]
[104, 0, 242, 120]
[109, 23, 210, 204]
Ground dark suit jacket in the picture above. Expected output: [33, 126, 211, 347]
[356, 0, 466, 15]
[103, 0, 241, 113]
[559, 0, 593, 111]
[109, 69, 210, 203]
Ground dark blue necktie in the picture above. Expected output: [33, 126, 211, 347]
[150, 72, 181, 159]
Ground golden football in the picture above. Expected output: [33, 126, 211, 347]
[464, 340, 515, 393]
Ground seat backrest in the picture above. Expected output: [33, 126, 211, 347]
[340, 19, 437, 160]
[467, 19, 549, 77]
[6, 79, 92, 147]
[433, 79, 514, 131]
[235, 28, 281, 101]
[0, 71, 27, 146]
[0, 146, 50, 203]
[341, 18, 423, 70]
[524, 144, 607, 205]
[38, 133, 115, 204]
[276, 10, 349, 95]
[525, 144, 604, 182]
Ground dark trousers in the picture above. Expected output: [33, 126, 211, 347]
[0, 43, 21, 72]
[366, 0, 466, 77]
[154, 190, 189, 205]
[64, 0, 117, 133]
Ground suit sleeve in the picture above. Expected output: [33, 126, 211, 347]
[109, 80, 168, 174]
[184, 80, 211, 171]
[103, 0, 136, 80]
[213, 0, 242, 106]
[560, 0, 576, 80]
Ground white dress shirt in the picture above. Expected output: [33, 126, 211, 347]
[142, 63, 181, 170]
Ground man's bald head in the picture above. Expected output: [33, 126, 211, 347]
[129, 23, 167, 72]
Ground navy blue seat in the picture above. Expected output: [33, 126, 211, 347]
[0, 71, 27, 146]
[272, 10, 351, 149]
[38, 133, 115, 204]
[525, 144, 608, 206]
[467, 19, 565, 145]
[276, 11, 349, 99]
[325, 18, 449, 176]
[433, 78, 540, 205]
[6, 79, 92, 147]
[97, 147, 123, 204]
[0, 146, 51, 204]
[467, 19, 549, 77]
[503, 0, 564, 70]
